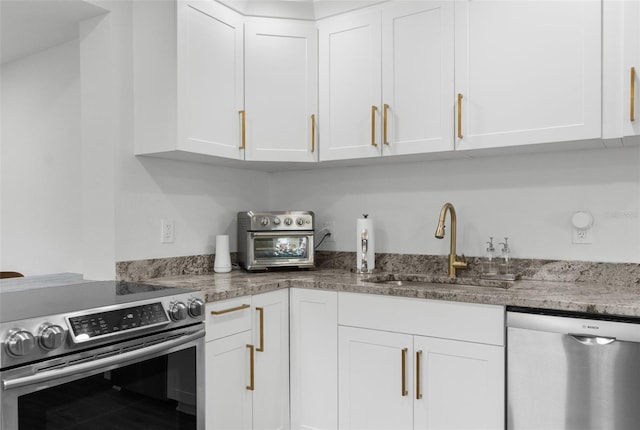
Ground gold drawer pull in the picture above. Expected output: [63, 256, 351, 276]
[401, 347, 408, 397]
[239, 110, 246, 149]
[383, 104, 389, 145]
[371, 105, 378, 147]
[256, 307, 265, 352]
[311, 114, 316, 153]
[457, 93, 463, 139]
[416, 350, 423, 400]
[210, 304, 250, 315]
[631, 67, 636, 122]
[246, 344, 255, 391]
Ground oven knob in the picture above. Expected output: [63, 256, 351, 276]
[260, 217, 270, 226]
[188, 298, 205, 318]
[169, 302, 188, 321]
[273, 217, 281, 226]
[6, 329, 36, 357]
[296, 217, 304, 226]
[39, 324, 65, 350]
[284, 217, 293, 226]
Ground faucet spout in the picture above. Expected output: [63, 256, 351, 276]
[434, 202, 467, 278]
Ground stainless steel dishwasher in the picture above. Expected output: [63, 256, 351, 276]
[507, 307, 640, 430]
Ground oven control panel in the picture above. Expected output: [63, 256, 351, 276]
[68, 302, 169, 342]
[239, 210, 315, 231]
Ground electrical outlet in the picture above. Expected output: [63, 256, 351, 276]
[161, 219, 175, 243]
[572, 227, 592, 244]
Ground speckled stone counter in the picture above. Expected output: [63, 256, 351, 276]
[142, 267, 640, 318]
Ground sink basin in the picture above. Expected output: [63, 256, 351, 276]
[362, 273, 515, 289]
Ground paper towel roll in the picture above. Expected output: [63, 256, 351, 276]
[214, 235, 232, 273]
[356, 215, 375, 272]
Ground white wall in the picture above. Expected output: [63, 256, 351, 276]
[1, 40, 84, 275]
[1, 2, 272, 277]
[271, 146, 640, 263]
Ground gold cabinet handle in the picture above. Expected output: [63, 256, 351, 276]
[416, 350, 423, 400]
[246, 344, 255, 391]
[371, 105, 378, 147]
[311, 114, 316, 153]
[256, 307, 265, 352]
[383, 104, 389, 145]
[631, 67, 636, 122]
[210, 303, 250, 315]
[401, 347, 408, 397]
[239, 110, 246, 149]
[457, 93, 463, 139]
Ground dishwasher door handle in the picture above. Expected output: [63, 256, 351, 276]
[569, 333, 616, 346]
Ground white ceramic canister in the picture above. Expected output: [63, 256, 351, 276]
[214, 235, 232, 273]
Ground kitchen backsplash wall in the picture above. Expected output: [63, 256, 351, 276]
[271, 146, 640, 264]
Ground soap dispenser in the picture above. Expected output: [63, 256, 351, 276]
[482, 237, 497, 276]
[499, 237, 511, 275]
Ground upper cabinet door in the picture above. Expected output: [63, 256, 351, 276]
[319, 11, 382, 161]
[623, 0, 640, 141]
[381, 1, 454, 156]
[177, 1, 244, 159]
[454, 0, 602, 151]
[244, 20, 318, 162]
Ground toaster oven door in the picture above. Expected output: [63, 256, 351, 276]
[246, 232, 314, 270]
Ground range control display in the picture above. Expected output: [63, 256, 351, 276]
[68, 303, 169, 342]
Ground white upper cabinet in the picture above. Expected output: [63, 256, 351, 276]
[134, 1, 244, 160]
[381, 2, 455, 156]
[244, 20, 318, 162]
[179, 1, 244, 159]
[319, 11, 382, 161]
[318, 1, 454, 161]
[454, 0, 602, 151]
[623, 0, 640, 143]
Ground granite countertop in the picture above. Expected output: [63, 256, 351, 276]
[144, 268, 640, 318]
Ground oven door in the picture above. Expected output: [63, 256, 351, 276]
[247, 231, 314, 271]
[1, 326, 205, 430]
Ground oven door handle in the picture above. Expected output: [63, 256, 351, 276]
[2, 329, 205, 391]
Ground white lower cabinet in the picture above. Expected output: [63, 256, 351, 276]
[338, 292, 505, 430]
[205, 290, 289, 430]
[207, 289, 505, 430]
[289, 288, 338, 430]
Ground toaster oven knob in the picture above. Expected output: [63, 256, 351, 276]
[284, 217, 293, 226]
[296, 217, 304, 226]
[188, 298, 204, 318]
[169, 301, 188, 321]
[39, 324, 65, 350]
[273, 217, 281, 226]
[260, 217, 270, 226]
[6, 329, 36, 357]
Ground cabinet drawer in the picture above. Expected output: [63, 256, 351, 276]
[205, 297, 252, 342]
[338, 292, 504, 346]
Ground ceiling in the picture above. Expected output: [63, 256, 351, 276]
[1, 0, 107, 65]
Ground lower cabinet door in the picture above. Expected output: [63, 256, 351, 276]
[290, 288, 338, 430]
[252, 289, 290, 430]
[339, 326, 414, 430]
[205, 331, 253, 430]
[414, 335, 504, 430]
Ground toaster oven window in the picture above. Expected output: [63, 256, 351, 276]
[254, 236, 309, 259]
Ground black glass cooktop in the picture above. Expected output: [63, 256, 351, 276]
[0, 280, 194, 323]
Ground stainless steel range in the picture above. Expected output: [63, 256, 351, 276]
[0, 278, 205, 430]
[237, 210, 315, 271]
